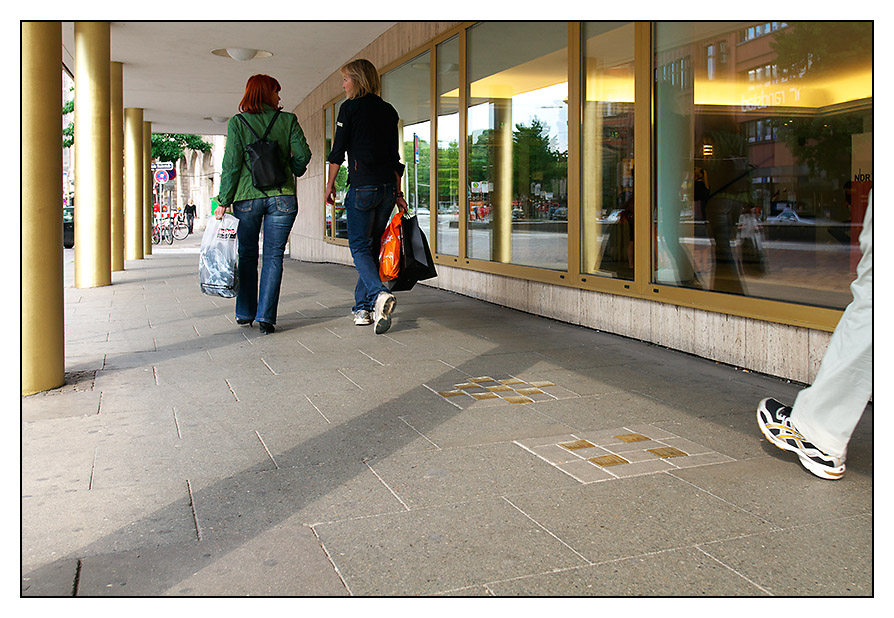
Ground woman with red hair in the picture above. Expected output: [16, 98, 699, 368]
[216, 74, 311, 334]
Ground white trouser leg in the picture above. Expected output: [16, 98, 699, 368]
[791, 192, 873, 460]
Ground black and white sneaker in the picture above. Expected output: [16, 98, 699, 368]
[757, 398, 845, 480]
[373, 291, 396, 335]
[353, 309, 372, 326]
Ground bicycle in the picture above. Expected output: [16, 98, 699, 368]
[152, 216, 174, 245]
[172, 212, 189, 241]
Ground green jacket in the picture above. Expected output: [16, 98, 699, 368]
[216, 105, 312, 206]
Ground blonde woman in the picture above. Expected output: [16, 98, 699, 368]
[325, 59, 407, 334]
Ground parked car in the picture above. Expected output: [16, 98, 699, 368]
[63, 205, 74, 248]
[767, 210, 814, 224]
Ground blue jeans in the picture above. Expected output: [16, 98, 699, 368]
[345, 183, 396, 311]
[232, 195, 298, 324]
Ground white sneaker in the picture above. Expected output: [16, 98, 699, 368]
[373, 291, 396, 334]
[353, 309, 372, 326]
[757, 398, 845, 480]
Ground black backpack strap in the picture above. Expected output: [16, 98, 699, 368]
[260, 109, 282, 139]
[235, 113, 261, 140]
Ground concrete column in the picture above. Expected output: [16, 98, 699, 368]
[22, 21, 65, 395]
[110, 61, 124, 271]
[73, 21, 112, 287]
[143, 121, 153, 254]
[124, 107, 144, 260]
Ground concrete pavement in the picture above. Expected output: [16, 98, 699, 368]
[21, 230, 873, 596]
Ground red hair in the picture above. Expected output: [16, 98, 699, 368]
[238, 74, 281, 113]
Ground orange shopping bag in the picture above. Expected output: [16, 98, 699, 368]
[378, 211, 402, 281]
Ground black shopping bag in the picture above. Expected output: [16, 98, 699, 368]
[389, 213, 437, 292]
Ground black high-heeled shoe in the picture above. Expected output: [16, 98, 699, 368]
[258, 321, 275, 335]
[236, 318, 253, 326]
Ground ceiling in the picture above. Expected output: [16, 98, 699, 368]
[61, 21, 396, 135]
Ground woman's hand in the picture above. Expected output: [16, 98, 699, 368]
[325, 183, 336, 206]
[215, 205, 228, 220]
[396, 195, 408, 213]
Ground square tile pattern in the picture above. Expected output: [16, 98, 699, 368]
[429, 375, 733, 483]
[516, 425, 734, 483]
[433, 375, 572, 407]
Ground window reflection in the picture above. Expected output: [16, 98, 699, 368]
[581, 22, 635, 280]
[436, 35, 460, 256]
[324, 101, 349, 239]
[467, 22, 568, 270]
[383, 52, 431, 233]
[654, 21, 872, 308]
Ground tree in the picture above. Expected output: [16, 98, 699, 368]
[151, 133, 212, 162]
[62, 85, 74, 148]
[61, 84, 212, 162]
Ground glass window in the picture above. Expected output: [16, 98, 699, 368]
[383, 51, 431, 231]
[436, 35, 460, 256]
[324, 101, 349, 240]
[654, 21, 872, 309]
[581, 21, 635, 280]
[466, 22, 568, 270]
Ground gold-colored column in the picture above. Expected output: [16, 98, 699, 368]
[581, 99, 604, 272]
[143, 121, 153, 255]
[110, 61, 124, 271]
[22, 21, 65, 395]
[491, 97, 512, 264]
[124, 108, 144, 260]
[633, 22, 652, 292]
[73, 21, 111, 287]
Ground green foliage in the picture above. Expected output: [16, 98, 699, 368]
[334, 165, 348, 193]
[62, 86, 74, 148]
[151, 133, 213, 162]
[60, 83, 212, 162]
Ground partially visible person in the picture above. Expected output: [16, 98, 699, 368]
[215, 74, 311, 335]
[757, 190, 872, 480]
[184, 198, 197, 234]
[324, 59, 407, 334]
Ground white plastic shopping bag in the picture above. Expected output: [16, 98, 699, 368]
[199, 214, 240, 297]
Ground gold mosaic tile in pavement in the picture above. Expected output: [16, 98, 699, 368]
[615, 433, 651, 443]
[429, 375, 567, 408]
[504, 396, 533, 404]
[589, 454, 629, 467]
[438, 390, 465, 397]
[559, 440, 596, 451]
[648, 446, 688, 458]
[515, 425, 734, 484]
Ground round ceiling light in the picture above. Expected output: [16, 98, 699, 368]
[211, 48, 273, 61]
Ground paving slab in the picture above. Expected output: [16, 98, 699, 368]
[74, 523, 349, 596]
[313, 497, 590, 596]
[486, 546, 769, 596]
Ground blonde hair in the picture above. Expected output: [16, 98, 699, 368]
[340, 59, 381, 98]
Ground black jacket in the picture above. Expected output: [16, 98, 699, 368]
[327, 94, 405, 187]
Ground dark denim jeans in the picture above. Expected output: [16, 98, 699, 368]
[231, 195, 298, 324]
[345, 183, 396, 312]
